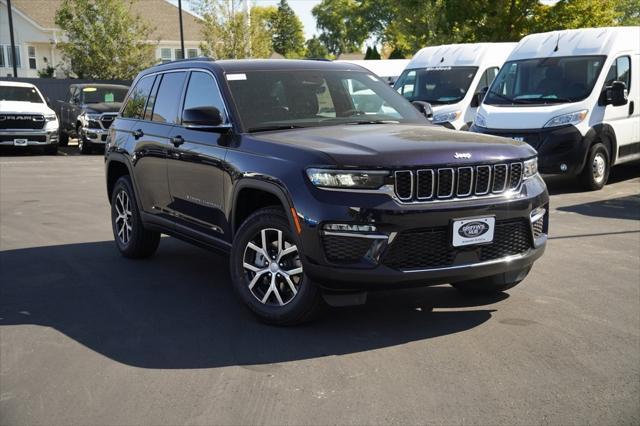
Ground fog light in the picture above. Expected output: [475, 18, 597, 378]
[323, 223, 377, 232]
[560, 163, 568, 172]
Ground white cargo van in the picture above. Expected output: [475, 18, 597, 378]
[335, 59, 410, 85]
[472, 27, 640, 190]
[394, 43, 516, 130]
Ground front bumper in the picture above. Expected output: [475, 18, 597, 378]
[296, 175, 549, 291]
[0, 129, 59, 146]
[471, 124, 588, 176]
[81, 127, 109, 144]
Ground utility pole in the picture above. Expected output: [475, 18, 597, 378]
[7, 0, 18, 77]
[178, 0, 185, 59]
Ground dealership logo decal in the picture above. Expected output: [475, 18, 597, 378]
[454, 152, 471, 159]
[458, 221, 489, 238]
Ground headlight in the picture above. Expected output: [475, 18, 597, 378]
[44, 114, 59, 130]
[523, 157, 538, 179]
[81, 113, 101, 122]
[543, 110, 588, 128]
[474, 113, 487, 128]
[44, 113, 57, 121]
[306, 168, 388, 189]
[432, 110, 461, 124]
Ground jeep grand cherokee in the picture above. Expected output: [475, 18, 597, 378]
[105, 59, 549, 325]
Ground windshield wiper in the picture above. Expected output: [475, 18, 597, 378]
[488, 90, 536, 105]
[247, 124, 305, 133]
[539, 96, 574, 104]
[345, 120, 400, 125]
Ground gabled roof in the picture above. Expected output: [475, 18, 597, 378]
[9, 0, 203, 41]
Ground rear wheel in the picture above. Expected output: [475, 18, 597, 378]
[58, 130, 69, 146]
[110, 176, 160, 258]
[230, 207, 323, 325]
[580, 142, 610, 191]
[451, 267, 531, 295]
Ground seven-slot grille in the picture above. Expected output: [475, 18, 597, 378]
[394, 162, 523, 202]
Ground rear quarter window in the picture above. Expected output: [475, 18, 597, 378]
[122, 75, 155, 119]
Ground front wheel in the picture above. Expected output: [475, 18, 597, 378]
[451, 267, 531, 295]
[44, 144, 58, 155]
[579, 142, 610, 191]
[110, 176, 160, 258]
[58, 130, 69, 146]
[230, 207, 323, 325]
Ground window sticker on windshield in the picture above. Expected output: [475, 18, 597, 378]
[104, 92, 114, 102]
[226, 73, 247, 81]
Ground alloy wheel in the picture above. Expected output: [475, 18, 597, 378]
[114, 190, 133, 245]
[242, 228, 303, 306]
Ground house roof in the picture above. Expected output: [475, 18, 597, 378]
[10, 0, 203, 41]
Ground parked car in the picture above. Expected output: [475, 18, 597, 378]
[471, 26, 640, 190]
[394, 43, 516, 130]
[56, 83, 129, 154]
[335, 59, 411, 85]
[0, 81, 59, 154]
[105, 59, 548, 325]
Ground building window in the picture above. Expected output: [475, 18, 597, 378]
[174, 49, 184, 60]
[0, 47, 5, 68]
[187, 48, 198, 58]
[160, 48, 172, 63]
[5, 45, 21, 68]
[28, 46, 36, 70]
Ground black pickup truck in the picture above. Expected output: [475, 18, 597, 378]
[56, 83, 129, 154]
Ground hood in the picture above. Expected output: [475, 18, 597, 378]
[83, 102, 122, 113]
[259, 124, 536, 168]
[478, 103, 589, 129]
[0, 100, 54, 115]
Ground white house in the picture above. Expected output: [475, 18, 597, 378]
[0, 0, 204, 78]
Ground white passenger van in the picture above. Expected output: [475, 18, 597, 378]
[335, 59, 410, 85]
[472, 27, 640, 190]
[394, 43, 516, 130]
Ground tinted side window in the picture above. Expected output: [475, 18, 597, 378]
[182, 72, 228, 123]
[605, 56, 631, 89]
[152, 72, 187, 124]
[143, 76, 161, 121]
[122, 75, 155, 119]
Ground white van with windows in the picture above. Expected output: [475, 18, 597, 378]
[394, 43, 516, 130]
[472, 27, 640, 190]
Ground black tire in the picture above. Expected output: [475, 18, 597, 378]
[78, 130, 92, 155]
[579, 142, 610, 191]
[451, 267, 531, 295]
[44, 144, 58, 155]
[110, 175, 160, 259]
[230, 207, 323, 325]
[58, 130, 69, 146]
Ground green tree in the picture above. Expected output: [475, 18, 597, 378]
[615, 0, 640, 25]
[197, 1, 274, 59]
[312, 0, 368, 56]
[536, 0, 619, 31]
[364, 45, 381, 59]
[305, 36, 330, 59]
[54, 0, 156, 79]
[271, 0, 305, 58]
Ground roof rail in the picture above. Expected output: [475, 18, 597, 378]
[152, 56, 215, 67]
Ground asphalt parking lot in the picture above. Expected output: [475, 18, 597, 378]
[1, 146, 639, 425]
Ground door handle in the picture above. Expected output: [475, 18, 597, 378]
[170, 135, 185, 147]
[629, 100, 635, 116]
[132, 129, 144, 139]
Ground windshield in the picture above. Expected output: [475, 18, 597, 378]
[225, 69, 425, 132]
[394, 67, 478, 105]
[82, 87, 127, 104]
[484, 55, 606, 106]
[0, 86, 43, 103]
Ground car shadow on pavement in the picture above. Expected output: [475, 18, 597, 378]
[0, 238, 505, 369]
[557, 194, 640, 221]
[546, 162, 640, 195]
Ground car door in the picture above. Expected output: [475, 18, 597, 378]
[123, 73, 173, 216]
[602, 55, 638, 159]
[166, 70, 230, 239]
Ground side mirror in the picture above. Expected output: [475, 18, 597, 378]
[604, 81, 628, 107]
[412, 101, 433, 120]
[471, 86, 489, 108]
[182, 106, 228, 130]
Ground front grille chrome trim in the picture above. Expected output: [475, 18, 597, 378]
[456, 166, 474, 197]
[416, 169, 435, 200]
[437, 168, 455, 199]
[399, 251, 532, 273]
[492, 164, 508, 193]
[394, 170, 413, 201]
